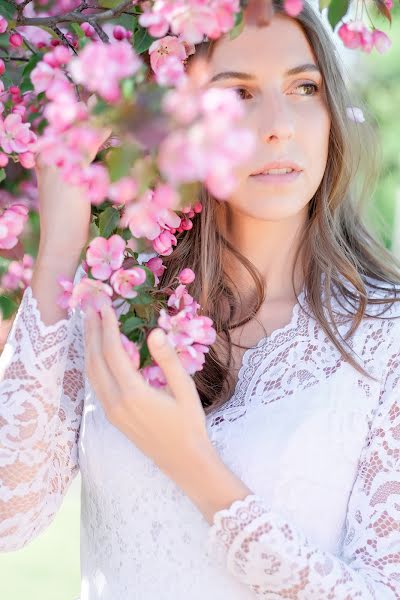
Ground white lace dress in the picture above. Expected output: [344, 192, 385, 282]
[0, 268, 399, 599]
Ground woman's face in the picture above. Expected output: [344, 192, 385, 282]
[207, 14, 331, 223]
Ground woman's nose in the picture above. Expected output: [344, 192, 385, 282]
[258, 94, 295, 144]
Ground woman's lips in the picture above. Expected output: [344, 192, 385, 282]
[250, 170, 302, 184]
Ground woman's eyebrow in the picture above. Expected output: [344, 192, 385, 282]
[209, 63, 321, 83]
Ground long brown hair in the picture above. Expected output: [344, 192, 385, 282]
[153, 0, 400, 414]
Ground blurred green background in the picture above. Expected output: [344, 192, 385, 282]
[1, 6, 400, 600]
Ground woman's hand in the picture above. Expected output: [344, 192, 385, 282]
[83, 303, 214, 480]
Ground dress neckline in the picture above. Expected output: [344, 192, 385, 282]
[206, 286, 309, 423]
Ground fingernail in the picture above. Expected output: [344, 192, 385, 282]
[152, 329, 166, 347]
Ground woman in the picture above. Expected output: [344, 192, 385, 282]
[1, 1, 400, 598]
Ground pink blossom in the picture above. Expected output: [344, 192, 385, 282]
[154, 54, 187, 87]
[283, 0, 304, 16]
[338, 21, 379, 53]
[9, 33, 23, 48]
[120, 333, 140, 368]
[110, 266, 146, 298]
[0, 113, 36, 154]
[152, 229, 177, 256]
[0, 59, 5, 76]
[157, 307, 216, 375]
[19, 151, 35, 168]
[0, 153, 8, 167]
[81, 163, 110, 206]
[144, 256, 166, 285]
[0, 16, 8, 34]
[167, 283, 194, 310]
[108, 177, 138, 205]
[149, 35, 188, 72]
[1, 254, 34, 291]
[70, 277, 113, 312]
[68, 41, 142, 103]
[31, 61, 64, 94]
[56, 275, 74, 309]
[179, 268, 195, 285]
[141, 364, 167, 388]
[43, 45, 72, 68]
[120, 189, 161, 240]
[0, 204, 28, 249]
[86, 234, 126, 280]
[138, 11, 169, 38]
[373, 30, 391, 54]
[178, 342, 209, 374]
[384, 0, 393, 9]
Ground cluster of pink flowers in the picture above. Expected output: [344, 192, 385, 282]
[68, 41, 143, 104]
[139, 0, 240, 44]
[338, 21, 391, 54]
[0, 113, 37, 168]
[158, 82, 256, 199]
[120, 183, 202, 256]
[0, 204, 29, 250]
[148, 35, 195, 86]
[0, 254, 34, 291]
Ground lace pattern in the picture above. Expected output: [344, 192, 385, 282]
[206, 292, 400, 598]
[0, 285, 85, 551]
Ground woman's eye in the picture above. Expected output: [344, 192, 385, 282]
[233, 87, 253, 101]
[295, 82, 319, 96]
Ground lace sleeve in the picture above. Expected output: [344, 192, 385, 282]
[206, 353, 400, 598]
[0, 284, 85, 552]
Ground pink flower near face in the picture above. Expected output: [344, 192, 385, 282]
[283, 0, 304, 16]
[86, 234, 126, 280]
[0, 114, 35, 154]
[110, 266, 146, 298]
[154, 55, 186, 87]
[70, 277, 113, 311]
[138, 11, 169, 38]
[68, 41, 142, 103]
[373, 30, 391, 54]
[120, 333, 140, 369]
[149, 35, 188, 73]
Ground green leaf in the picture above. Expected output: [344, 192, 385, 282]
[139, 337, 150, 366]
[105, 145, 139, 182]
[22, 53, 43, 79]
[319, 0, 332, 9]
[129, 292, 153, 305]
[121, 315, 145, 335]
[0, 168, 5, 183]
[98, 206, 121, 238]
[230, 10, 244, 40]
[0, 295, 17, 320]
[327, 0, 349, 29]
[133, 26, 155, 54]
[0, 0, 16, 20]
[141, 265, 155, 287]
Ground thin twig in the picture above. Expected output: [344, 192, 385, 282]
[90, 19, 109, 42]
[3, 0, 134, 26]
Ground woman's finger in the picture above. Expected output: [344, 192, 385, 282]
[84, 307, 119, 411]
[99, 304, 148, 394]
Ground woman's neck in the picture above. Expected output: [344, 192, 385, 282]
[224, 206, 308, 303]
